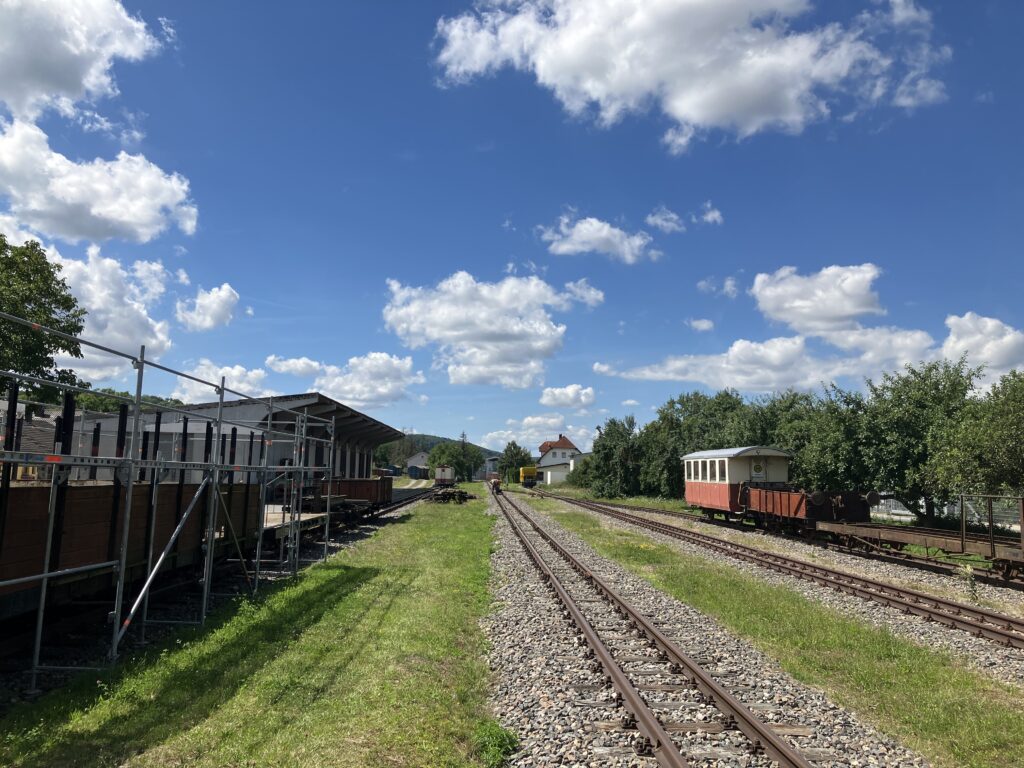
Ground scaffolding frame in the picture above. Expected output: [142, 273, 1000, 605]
[0, 310, 351, 690]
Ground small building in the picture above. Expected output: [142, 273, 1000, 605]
[535, 434, 581, 486]
[405, 450, 429, 470]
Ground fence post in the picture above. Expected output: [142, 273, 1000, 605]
[200, 377, 226, 624]
[109, 345, 146, 660]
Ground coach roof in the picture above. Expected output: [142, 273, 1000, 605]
[682, 446, 792, 460]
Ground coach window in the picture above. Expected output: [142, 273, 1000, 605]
[718, 459, 727, 483]
[700, 460, 707, 481]
[685, 461, 692, 480]
[709, 460, 717, 482]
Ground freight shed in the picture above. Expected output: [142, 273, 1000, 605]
[68, 392, 401, 484]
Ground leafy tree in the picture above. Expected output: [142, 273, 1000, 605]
[588, 416, 641, 498]
[637, 416, 684, 497]
[0, 235, 86, 400]
[76, 387, 184, 414]
[788, 386, 871, 491]
[497, 440, 533, 484]
[428, 439, 483, 482]
[929, 371, 1024, 494]
[862, 358, 980, 520]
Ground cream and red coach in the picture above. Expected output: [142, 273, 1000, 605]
[683, 446, 871, 527]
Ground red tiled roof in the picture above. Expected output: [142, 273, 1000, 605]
[538, 433, 579, 455]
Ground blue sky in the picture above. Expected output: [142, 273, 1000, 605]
[1, 1, 1021, 452]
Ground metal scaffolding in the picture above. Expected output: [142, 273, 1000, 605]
[0, 310, 350, 690]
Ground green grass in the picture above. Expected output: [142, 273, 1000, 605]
[0, 487, 513, 768]
[549, 507, 1024, 768]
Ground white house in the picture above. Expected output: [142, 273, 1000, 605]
[405, 450, 429, 470]
[535, 434, 580, 486]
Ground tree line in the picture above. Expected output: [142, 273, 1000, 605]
[569, 359, 1024, 521]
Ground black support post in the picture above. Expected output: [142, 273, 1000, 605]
[0, 380, 18, 552]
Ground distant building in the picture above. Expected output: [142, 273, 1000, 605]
[535, 434, 580, 485]
[405, 450, 429, 470]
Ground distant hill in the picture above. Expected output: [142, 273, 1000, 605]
[378, 433, 499, 464]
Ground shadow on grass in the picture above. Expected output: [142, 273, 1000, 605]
[1, 560, 382, 768]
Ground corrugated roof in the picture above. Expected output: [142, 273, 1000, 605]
[681, 446, 791, 460]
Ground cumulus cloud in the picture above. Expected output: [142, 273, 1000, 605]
[265, 355, 322, 377]
[383, 271, 603, 388]
[313, 353, 426, 410]
[0, 3, 197, 246]
[264, 352, 426, 408]
[751, 264, 884, 333]
[540, 213, 658, 264]
[563, 278, 604, 307]
[0, 120, 197, 243]
[942, 312, 1024, 385]
[51, 244, 171, 379]
[540, 384, 595, 408]
[599, 263, 1024, 392]
[171, 359, 279, 403]
[436, 0, 947, 153]
[687, 318, 714, 332]
[0, 0, 158, 120]
[482, 412, 595, 452]
[621, 399, 639, 406]
[645, 205, 684, 234]
[175, 268, 190, 286]
[175, 283, 240, 331]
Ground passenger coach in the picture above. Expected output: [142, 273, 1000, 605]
[683, 446, 791, 518]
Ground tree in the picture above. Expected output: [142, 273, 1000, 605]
[497, 440, 533, 484]
[788, 386, 871, 492]
[76, 387, 185, 414]
[0, 235, 86, 399]
[862, 358, 980, 520]
[588, 416, 641, 498]
[929, 371, 1024, 495]
[428, 439, 484, 482]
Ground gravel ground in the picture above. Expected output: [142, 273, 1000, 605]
[484, 493, 928, 767]
[615, 505, 1024, 618]
[551, 499, 1024, 691]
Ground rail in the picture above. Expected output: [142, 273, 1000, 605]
[495, 487, 812, 767]
[535, 491, 1024, 650]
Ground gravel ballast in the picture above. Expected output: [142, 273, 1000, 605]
[555, 499, 1024, 690]
[484, 493, 928, 767]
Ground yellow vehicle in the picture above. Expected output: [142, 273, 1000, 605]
[519, 466, 537, 488]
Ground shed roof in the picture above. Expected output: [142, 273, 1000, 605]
[682, 446, 791, 460]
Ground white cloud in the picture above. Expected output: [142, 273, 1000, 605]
[687, 318, 714, 332]
[599, 262, 1024, 392]
[0, 119, 197, 243]
[645, 205, 684, 234]
[175, 268, 190, 286]
[0, 0, 158, 120]
[383, 271, 602, 388]
[699, 201, 724, 225]
[621, 399, 639, 406]
[540, 213, 657, 264]
[482, 412, 595, 452]
[437, 0, 947, 153]
[942, 312, 1024, 385]
[171, 359, 279, 404]
[244, 305, 255, 317]
[51, 245, 171, 379]
[313, 353, 426, 410]
[175, 283, 240, 331]
[698, 276, 738, 298]
[265, 355, 322, 377]
[751, 264, 884, 333]
[540, 384, 595, 408]
[563, 278, 604, 307]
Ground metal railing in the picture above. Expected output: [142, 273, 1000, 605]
[0, 310, 371, 690]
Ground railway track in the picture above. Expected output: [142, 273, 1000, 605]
[574, 495, 1024, 588]
[535, 490, 1024, 650]
[492, 487, 815, 767]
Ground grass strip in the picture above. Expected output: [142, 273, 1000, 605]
[550, 507, 1024, 768]
[1, 487, 513, 768]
